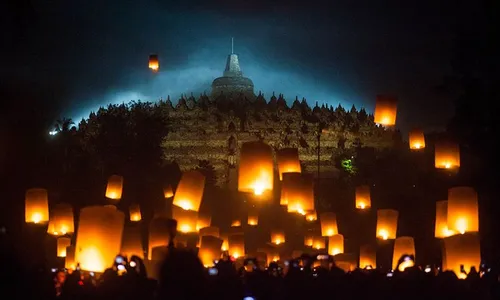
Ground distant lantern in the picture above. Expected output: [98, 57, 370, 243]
[220, 234, 229, 251]
[277, 148, 301, 181]
[312, 236, 326, 250]
[148, 217, 171, 260]
[270, 229, 285, 245]
[355, 185, 371, 210]
[409, 128, 426, 150]
[65, 246, 76, 270]
[306, 210, 317, 222]
[320, 212, 338, 237]
[444, 232, 480, 279]
[172, 170, 205, 212]
[374, 95, 397, 126]
[435, 141, 460, 169]
[231, 220, 241, 227]
[199, 226, 220, 239]
[435, 200, 455, 238]
[105, 175, 124, 201]
[129, 204, 142, 222]
[57, 237, 71, 258]
[199, 236, 223, 267]
[447, 187, 479, 234]
[304, 235, 314, 247]
[247, 209, 259, 226]
[47, 203, 74, 235]
[376, 209, 398, 240]
[392, 236, 416, 270]
[228, 234, 245, 259]
[359, 244, 377, 269]
[149, 54, 159, 72]
[328, 234, 344, 256]
[75, 206, 125, 272]
[238, 141, 274, 197]
[172, 204, 198, 234]
[196, 213, 211, 231]
[25, 188, 49, 224]
[260, 247, 280, 266]
[121, 225, 144, 259]
[164, 185, 174, 198]
[284, 173, 315, 215]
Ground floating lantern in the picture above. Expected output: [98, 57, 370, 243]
[277, 148, 301, 181]
[435, 141, 460, 169]
[148, 217, 171, 260]
[172, 204, 198, 233]
[172, 170, 205, 212]
[149, 54, 159, 72]
[312, 236, 326, 250]
[228, 234, 245, 258]
[57, 237, 71, 258]
[284, 173, 315, 215]
[247, 208, 259, 226]
[75, 206, 125, 272]
[238, 141, 274, 197]
[359, 244, 376, 269]
[355, 185, 371, 210]
[374, 95, 397, 126]
[271, 229, 285, 245]
[47, 203, 74, 235]
[328, 234, 344, 256]
[199, 236, 223, 267]
[196, 213, 211, 231]
[65, 246, 76, 270]
[443, 233, 480, 279]
[304, 235, 314, 247]
[231, 220, 241, 227]
[376, 209, 398, 240]
[129, 204, 142, 222]
[264, 248, 280, 266]
[392, 236, 416, 270]
[320, 212, 338, 237]
[25, 188, 49, 224]
[447, 187, 479, 234]
[435, 200, 455, 238]
[334, 253, 357, 272]
[199, 226, 220, 239]
[164, 185, 174, 198]
[220, 234, 229, 251]
[105, 175, 124, 201]
[121, 225, 144, 259]
[409, 128, 426, 150]
[306, 210, 317, 222]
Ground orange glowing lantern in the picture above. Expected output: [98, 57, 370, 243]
[129, 204, 142, 222]
[447, 187, 479, 234]
[392, 236, 416, 270]
[173, 170, 205, 212]
[220, 234, 229, 251]
[199, 226, 220, 239]
[359, 244, 376, 269]
[320, 212, 338, 237]
[172, 204, 198, 233]
[355, 185, 371, 210]
[409, 128, 426, 150]
[148, 217, 171, 260]
[75, 206, 125, 272]
[247, 209, 259, 226]
[374, 95, 397, 126]
[149, 54, 159, 72]
[105, 175, 124, 201]
[164, 185, 174, 198]
[228, 234, 245, 258]
[238, 141, 274, 197]
[121, 225, 144, 259]
[435, 200, 455, 238]
[376, 209, 398, 240]
[199, 236, 223, 267]
[443, 233, 480, 279]
[47, 203, 74, 235]
[306, 210, 317, 222]
[271, 229, 286, 245]
[434, 141, 460, 169]
[304, 235, 314, 247]
[312, 236, 326, 250]
[57, 237, 71, 257]
[328, 234, 344, 256]
[25, 188, 49, 224]
[263, 248, 280, 266]
[277, 148, 301, 181]
[65, 246, 76, 270]
[284, 173, 315, 215]
[231, 220, 242, 227]
[196, 213, 211, 231]
[334, 253, 357, 272]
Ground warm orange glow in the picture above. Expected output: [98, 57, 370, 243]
[149, 54, 159, 72]
[359, 244, 376, 269]
[25, 188, 49, 224]
[172, 204, 198, 233]
[306, 210, 317, 222]
[238, 141, 274, 197]
[328, 234, 344, 256]
[121, 224, 144, 259]
[392, 236, 416, 270]
[374, 95, 397, 126]
[231, 219, 241, 227]
[376, 209, 398, 240]
[148, 217, 170, 260]
[57, 237, 71, 257]
[196, 214, 211, 231]
[320, 212, 338, 237]
[355, 185, 371, 210]
[334, 253, 358, 272]
[47, 203, 74, 235]
[312, 236, 326, 250]
[304, 235, 314, 247]
[220, 234, 229, 251]
[435, 200, 455, 238]
[75, 206, 125, 272]
[105, 175, 124, 201]
[443, 233, 480, 279]
[247, 209, 259, 226]
[277, 148, 301, 181]
[435, 141, 460, 169]
[283, 173, 315, 215]
[447, 187, 479, 234]
[65, 246, 76, 270]
[228, 234, 245, 259]
[271, 229, 286, 245]
[409, 128, 426, 150]
[199, 236, 223, 267]
[199, 226, 220, 239]
[173, 171, 205, 212]
[163, 185, 174, 198]
[129, 204, 142, 222]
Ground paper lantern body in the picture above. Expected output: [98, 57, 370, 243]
[149, 54, 159, 72]
[306, 210, 317, 222]
[376, 209, 398, 240]
[172, 205, 198, 233]
[409, 128, 426, 150]
[25, 188, 49, 224]
[148, 217, 171, 260]
[65, 246, 76, 270]
[105, 175, 124, 201]
[129, 204, 142, 222]
[374, 95, 397, 126]
[47, 203, 74, 235]
[328, 234, 344, 256]
[164, 185, 174, 198]
[228, 234, 245, 258]
[277, 148, 301, 181]
[172, 171, 205, 212]
[312, 236, 326, 250]
[359, 244, 376, 269]
[355, 185, 371, 209]
[284, 173, 315, 214]
[320, 212, 338, 237]
[435, 141, 460, 169]
[57, 237, 71, 257]
[444, 233, 480, 279]
[247, 208, 259, 226]
[447, 187, 479, 234]
[121, 225, 144, 259]
[238, 141, 274, 196]
[392, 236, 416, 270]
[270, 229, 286, 245]
[435, 200, 455, 238]
[199, 236, 223, 267]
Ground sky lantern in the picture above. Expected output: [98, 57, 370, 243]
[220, 234, 229, 251]
[149, 54, 159, 72]
[129, 204, 142, 222]
[374, 95, 397, 126]
[75, 206, 125, 273]
[121, 225, 144, 259]
[306, 210, 317, 222]
[47, 203, 74, 235]
[199, 226, 220, 239]
[231, 219, 242, 227]
[228, 234, 245, 259]
[57, 237, 71, 258]
[444, 233, 480, 279]
[447, 187, 479, 234]
[260, 247, 280, 266]
[312, 236, 326, 250]
[328, 234, 344, 256]
[238, 141, 274, 197]
[148, 217, 171, 260]
[196, 213, 211, 231]
[25, 188, 49, 224]
[359, 244, 376, 269]
[355, 185, 371, 210]
[247, 209, 259, 226]
[304, 235, 314, 247]
[285, 173, 315, 215]
[392, 236, 416, 270]
[65, 246, 76, 270]
[376, 209, 398, 240]
[409, 128, 426, 150]
[164, 185, 174, 198]
[270, 229, 285, 245]
[435, 200, 455, 238]
[105, 175, 124, 201]
[277, 148, 301, 181]
[172, 204, 198, 233]
[320, 212, 338, 237]
[172, 170, 205, 212]
[434, 141, 460, 169]
[199, 236, 223, 267]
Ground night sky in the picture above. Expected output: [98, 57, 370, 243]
[3, 0, 484, 132]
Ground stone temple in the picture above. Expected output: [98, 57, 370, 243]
[211, 49, 255, 99]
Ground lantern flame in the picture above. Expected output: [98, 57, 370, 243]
[359, 203, 366, 209]
[378, 229, 389, 240]
[31, 213, 42, 224]
[456, 218, 467, 234]
[179, 224, 192, 233]
[177, 200, 194, 211]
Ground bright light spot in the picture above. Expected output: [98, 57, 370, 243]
[179, 224, 192, 233]
[398, 259, 414, 272]
[248, 220, 257, 226]
[49, 130, 58, 136]
[79, 247, 106, 272]
[274, 239, 282, 245]
[442, 227, 455, 237]
[131, 214, 141, 221]
[444, 162, 451, 169]
[177, 200, 193, 211]
[358, 202, 366, 209]
[31, 213, 42, 224]
[331, 248, 341, 255]
[413, 143, 421, 149]
[326, 228, 334, 236]
[378, 229, 389, 240]
[232, 253, 240, 259]
[424, 267, 431, 273]
[253, 182, 265, 196]
[306, 216, 315, 221]
[456, 218, 467, 234]
[458, 272, 467, 279]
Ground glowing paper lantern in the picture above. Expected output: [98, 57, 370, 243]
[328, 234, 344, 256]
[270, 229, 285, 245]
[148, 217, 171, 260]
[149, 54, 159, 72]
[105, 175, 124, 201]
[312, 236, 326, 250]
[238, 141, 274, 197]
[435, 200, 455, 238]
[220, 234, 229, 251]
[334, 253, 357, 272]
[196, 213, 211, 231]
[65, 246, 76, 269]
[121, 225, 144, 259]
[57, 237, 71, 258]
[231, 220, 241, 227]
[164, 185, 174, 198]
[199, 226, 220, 239]
[392, 236, 416, 270]
[199, 236, 223, 267]
[304, 235, 314, 247]
[75, 206, 125, 272]
[374, 95, 397, 126]
[435, 141, 460, 169]
[277, 148, 301, 181]
[376, 209, 398, 240]
[447, 187, 479, 234]
[129, 204, 142, 222]
[247, 209, 259, 226]
[25, 188, 49, 224]
[228, 234, 245, 258]
[262, 248, 280, 266]
[47, 203, 74, 235]
[409, 128, 425, 150]
[172, 204, 198, 233]
[355, 185, 371, 210]
[444, 233, 480, 279]
[306, 210, 317, 222]
[172, 170, 205, 212]
[359, 244, 376, 269]
[284, 173, 315, 215]
[320, 212, 338, 237]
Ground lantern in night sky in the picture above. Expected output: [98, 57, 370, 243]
[447, 187, 479, 234]
[277, 148, 301, 181]
[374, 95, 397, 126]
[392, 236, 416, 270]
[444, 233, 480, 279]
[304, 234, 314, 247]
[435, 200, 455, 238]
[164, 185, 174, 198]
[409, 128, 426, 150]
[312, 236, 326, 250]
[105, 175, 124, 201]
[129, 204, 142, 222]
[359, 244, 376, 269]
[148, 217, 170, 260]
[47, 203, 74, 235]
[228, 234, 245, 259]
[238, 141, 274, 197]
[376, 209, 398, 240]
[25, 188, 49, 224]
[65, 246, 76, 270]
[57, 237, 71, 258]
[306, 210, 317, 222]
[270, 229, 286, 245]
[247, 208, 259, 226]
[172, 204, 198, 233]
[285, 173, 315, 215]
[199, 236, 223, 267]
[173, 170, 205, 212]
[149, 54, 159, 72]
[328, 234, 344, 256]
[355, 185, 371, 210]
[320, 212, 338, 237]
[434, 141, 460, 169]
